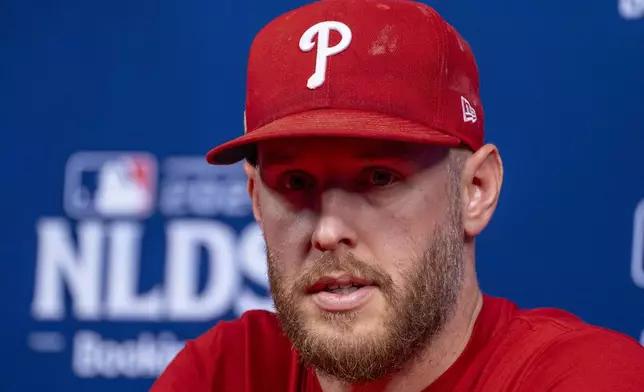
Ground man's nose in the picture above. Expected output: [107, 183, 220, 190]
[311, 190, 358, 252]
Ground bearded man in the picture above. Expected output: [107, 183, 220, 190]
[152, 1, 644, 391]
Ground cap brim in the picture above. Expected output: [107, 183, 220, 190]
[206, 109, 462, 165]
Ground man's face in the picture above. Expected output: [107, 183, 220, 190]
[252, 137, 465, 382]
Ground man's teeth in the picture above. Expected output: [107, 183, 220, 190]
[325, 284, 361, 294]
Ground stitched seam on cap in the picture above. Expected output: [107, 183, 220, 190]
[438, 12, 449, 132]
[425, 5, 448, 131]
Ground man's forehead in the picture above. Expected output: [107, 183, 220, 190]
[257, 137, 442, 165]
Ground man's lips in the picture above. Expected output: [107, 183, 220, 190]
[305, 275, 376, 294]
[304, 275, 378, 312]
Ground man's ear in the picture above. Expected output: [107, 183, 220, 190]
[243, 161, 262, 228]
[460, 144, 503, 237]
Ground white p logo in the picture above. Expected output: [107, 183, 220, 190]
[299, 21, 352, 90]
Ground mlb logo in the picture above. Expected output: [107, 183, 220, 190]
[64, 152, 157, 219]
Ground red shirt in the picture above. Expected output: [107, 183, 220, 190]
[151, 295, 644, 391]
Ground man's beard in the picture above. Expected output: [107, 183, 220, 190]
[266, 199, 464, 383]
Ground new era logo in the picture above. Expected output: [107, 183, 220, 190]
[64, 152, 157, 219]
[461, 96, 477, 123]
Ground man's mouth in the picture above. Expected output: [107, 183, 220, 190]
[306, 276, 374, 294]
[305, 275, 377, 312]
[323, 284, 364, 294]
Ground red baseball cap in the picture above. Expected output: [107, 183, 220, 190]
[206, 0, 484, 165]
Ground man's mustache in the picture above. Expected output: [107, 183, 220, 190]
[293, 253, 393, 293]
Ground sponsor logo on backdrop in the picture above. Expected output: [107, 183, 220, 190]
[30, 152, 271, 379]
[631, 198, 644, 344]
[619, 0, 644, 19]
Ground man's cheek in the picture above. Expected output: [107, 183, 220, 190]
[276, 221, 316, 258]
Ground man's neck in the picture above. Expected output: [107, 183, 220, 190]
[317, 278, 483, 392]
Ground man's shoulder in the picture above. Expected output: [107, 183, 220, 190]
[520, 311, 644, 390]
[481, 301, 644, 390]
[209, 309, 285, 341]
[510, 304, 643, 349]
[505, 304, 644, 361]
[191, 309, 295, 360]
[151, 310, 303, 392]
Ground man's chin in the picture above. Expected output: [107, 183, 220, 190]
[299, 299, 387, 335]
[291, 313, 399, 383]
[276, 295, 428, 383]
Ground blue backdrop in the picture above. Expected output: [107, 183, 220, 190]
[1, 1, 643, 391]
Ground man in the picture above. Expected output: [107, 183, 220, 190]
[151, 0, 644, 391]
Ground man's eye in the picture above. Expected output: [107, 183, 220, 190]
[367, 169, 400, 187]
[280, 172, 314, 190]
